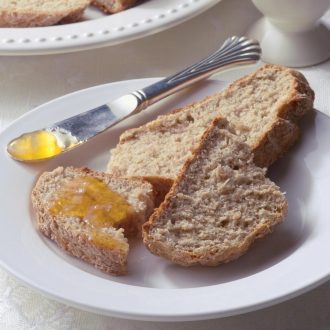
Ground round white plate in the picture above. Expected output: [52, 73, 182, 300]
[0, 0, 221, 55]
[0, 78, 329, 321]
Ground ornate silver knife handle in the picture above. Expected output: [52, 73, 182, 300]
[132, 36, 261, 112]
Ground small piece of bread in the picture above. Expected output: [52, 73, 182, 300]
[143, 117, 288, 266]
[0, 0, 90, 27]
[92, 0, 138, 13]
[107, 65, 314, 202]
[31, 166, 154, 275]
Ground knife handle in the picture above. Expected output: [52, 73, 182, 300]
[132, 36, 261, 112]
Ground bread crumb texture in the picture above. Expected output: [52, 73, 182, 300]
[143, 118, 288, 266]
[108, 65, 314, 184]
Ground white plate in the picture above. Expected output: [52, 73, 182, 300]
[0, 0, 221, 55]
[0, 78, 329, 321]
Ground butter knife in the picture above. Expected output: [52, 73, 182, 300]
[7, 36, 261, 162]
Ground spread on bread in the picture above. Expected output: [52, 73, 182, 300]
[49, 175, 137, 249]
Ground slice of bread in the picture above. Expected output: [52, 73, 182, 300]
[92, 0, 138, 13]
[143, 117, 288, 266]
[0, 0, 90, 27]
[107, 65, 314, 202]
[31, 166, 154, 275]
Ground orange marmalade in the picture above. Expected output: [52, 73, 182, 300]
[7, 130, 63, 161]
[49, 176, 135, 249]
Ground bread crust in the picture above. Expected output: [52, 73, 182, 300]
[92, 0, 137, 13]
[31, 166, 155, 275]
[143, 117, 288, 266]
[0, 1, 90, 27]
[225, 64, 314, 167]
[165, 64, 314, 168]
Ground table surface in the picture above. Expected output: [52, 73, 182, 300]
[1, 0, 330, 329]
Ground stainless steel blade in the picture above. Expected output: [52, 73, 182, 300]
[49, 94, 142, 143]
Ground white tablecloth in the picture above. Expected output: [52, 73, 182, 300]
[0, 1, 330, 329]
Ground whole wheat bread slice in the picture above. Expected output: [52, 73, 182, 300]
[31, 166, 154, 275]
[143, 117, 288, 266]
[92, 0, 138, 13]
[108, 65, 314, 202]
[0, 0, 90, 27]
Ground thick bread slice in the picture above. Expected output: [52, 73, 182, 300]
[92, 0, 138, 13]
[108, 65, 314, 200]
[143, 117, 288, 266]
[0, 0, 90, 27]
[31, 166, 154, 275]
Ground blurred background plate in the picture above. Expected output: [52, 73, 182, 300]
[0, 0, 221, 56]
